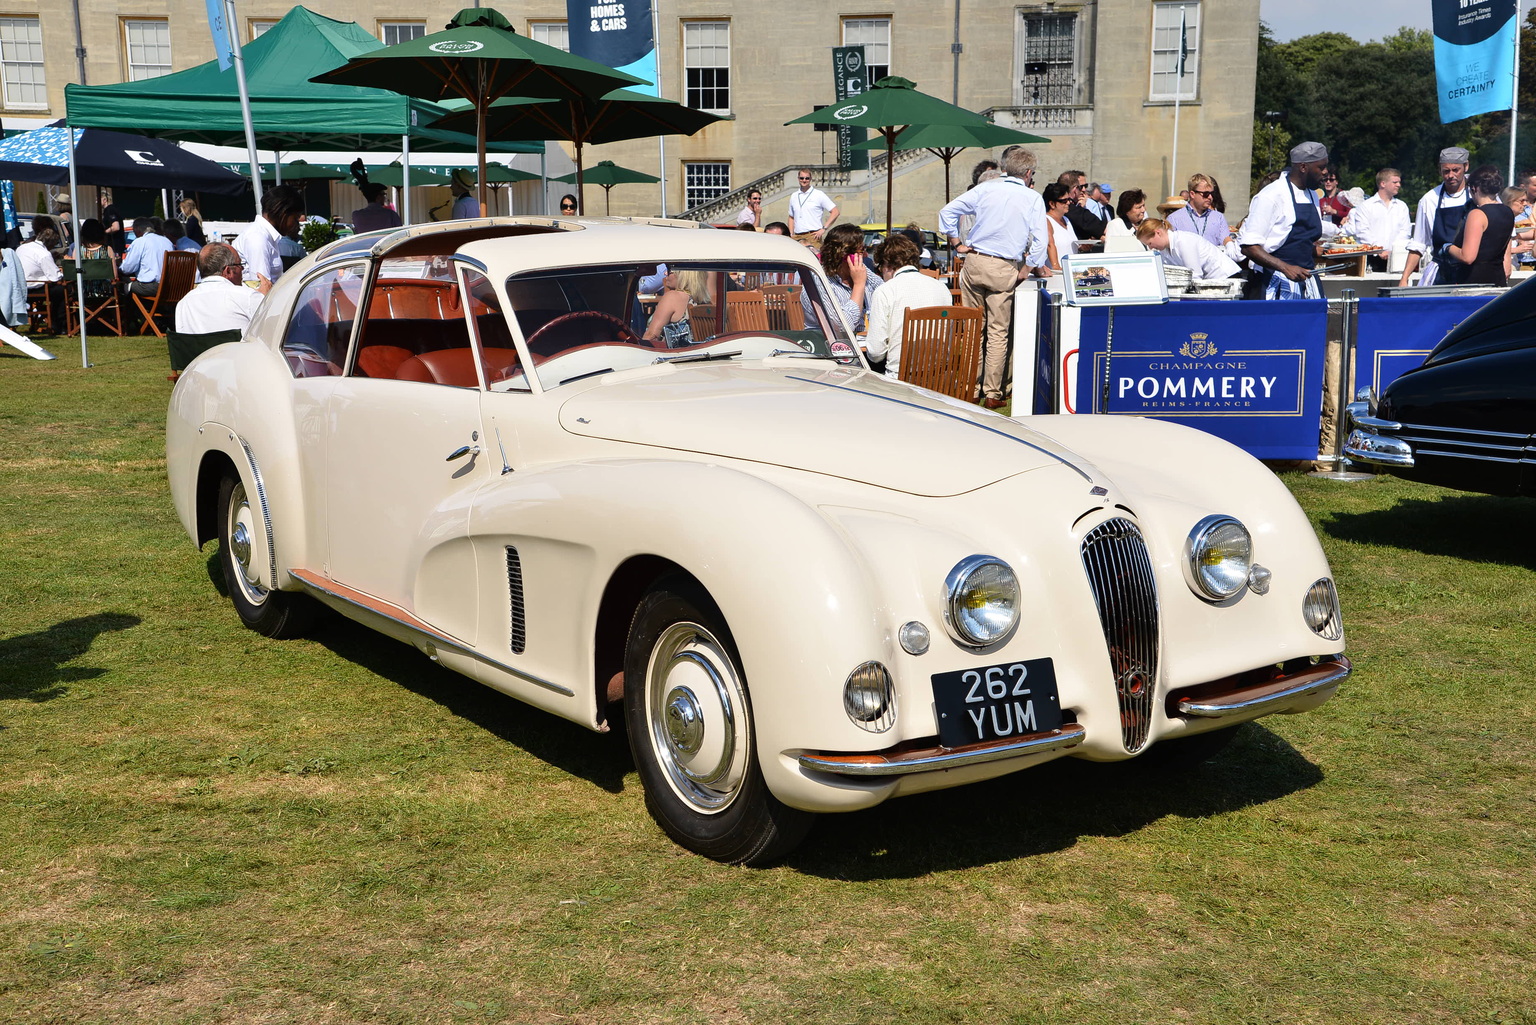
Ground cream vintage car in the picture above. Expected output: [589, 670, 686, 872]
[167, 218, 1349, 864]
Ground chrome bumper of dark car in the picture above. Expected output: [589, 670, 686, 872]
[1169, 655, 1351, 719]
[793, 724, 1087, 777]
[1347, 412, 1536, 470]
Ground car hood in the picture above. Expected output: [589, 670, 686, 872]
[557, 363, 1097, 497]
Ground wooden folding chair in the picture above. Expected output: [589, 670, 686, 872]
[167, 328, 242, 380]
[129, 250, 198, 338]
[761, 284, 805, 330]
[687, 304, 718, 340]
[725, 290, 770, 332]
[897, 305, 985, 402]
[63, 258, 123, 337]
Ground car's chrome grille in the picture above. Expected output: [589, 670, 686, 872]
[1393, 422, 1535, 464]
[505, 546, 526, 654]
[1080, 518, 1160, 753]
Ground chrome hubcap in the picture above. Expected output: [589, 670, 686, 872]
[226, 483, 268, 606]
[646, 621, 750, 813]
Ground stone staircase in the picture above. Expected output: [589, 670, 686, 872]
[679, 147, 935, 225]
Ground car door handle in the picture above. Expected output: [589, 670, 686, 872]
[445, 444, 481, 461]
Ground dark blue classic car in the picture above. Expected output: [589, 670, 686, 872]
[1346, 280, 1536, 495]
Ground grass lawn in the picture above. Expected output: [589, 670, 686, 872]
[2, 335, 1533, 1024]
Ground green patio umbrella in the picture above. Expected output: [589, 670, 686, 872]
[311, 7, 646, 215]
[430, 87, 721, 214]
[552, 160, 660, 215]
[474, 163, 539, 184]
[853, 120, 1051, 203]
[787, 76, 1018, 232]
[366, 164, 452, 187]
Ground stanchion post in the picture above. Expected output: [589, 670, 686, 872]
[1048, 289, 1064, 413]
[1310, 288, 1373, 481]
[1098, 306, 1116, 414]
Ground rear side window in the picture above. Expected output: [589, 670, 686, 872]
[281, 262, 366, 376]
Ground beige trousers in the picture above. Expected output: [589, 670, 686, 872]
[959, 252, 1022, 401]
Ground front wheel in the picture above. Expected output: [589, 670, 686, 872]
[623, 576, 812, 865]
[217, 473, 317, 639]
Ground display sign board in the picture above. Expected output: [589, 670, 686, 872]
[1354, 295, 1499, 394]
[567, 0, 659, 96]
[1072, 301, 1328, 460]
[1061, 253, 1168, 307]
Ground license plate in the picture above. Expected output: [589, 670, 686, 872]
[932, 658, 1062, 748]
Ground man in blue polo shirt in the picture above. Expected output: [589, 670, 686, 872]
[119, 217, 175, 301]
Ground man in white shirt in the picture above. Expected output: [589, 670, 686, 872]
[17, 216, 65, 332]
[1136, 218, 1240, 279]
[939, 145, 1050, 407]
[1400, 147, 1470, 287]
[176, 244, 266, 335]
[787, 170, 838, 250]
[1342, 168, 1410, 272]
[736, 189, 763, 229]
[862, 233, 955, 379]
[234, 185, 306, 292]
[1238, 140, 1334, 300]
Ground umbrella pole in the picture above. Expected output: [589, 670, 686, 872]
[576, 145, 586, 216]
[477, 73, 489, 217]
[68, 128, 87, 368]
[886, 130, 896, 236]
[604, 184, 612, 216]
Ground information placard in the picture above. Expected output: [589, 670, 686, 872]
[1061, 252, 1168, 307]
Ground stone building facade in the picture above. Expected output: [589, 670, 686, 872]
[2, 1, 1258, 226]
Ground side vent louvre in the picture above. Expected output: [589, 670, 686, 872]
[505, 546, 526, 654]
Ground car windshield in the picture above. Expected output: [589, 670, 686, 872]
[500, 261, 860, 392]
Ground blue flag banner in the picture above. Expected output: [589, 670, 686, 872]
[1353, 296, 1499, 395]
[1433, 0, 1517, 123]
[567, 0, 658, 96]
[204, 0, 232, 71]
[1074, 301, 1328, 461]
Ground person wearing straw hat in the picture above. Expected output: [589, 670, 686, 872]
[1399, 146, 1471, 287]
[1237, 140, 1332, 301]
[451, 169, 480, 219]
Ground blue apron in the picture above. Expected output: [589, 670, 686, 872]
[1256, 182, 1322, 300]
[1430, 188, 1469, 285]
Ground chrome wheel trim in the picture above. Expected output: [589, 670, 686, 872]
[645, 621, 750, 813]
[225, 481, 269, 607]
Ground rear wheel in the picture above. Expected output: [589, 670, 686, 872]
[623, 576, 812, 865]
[217, 473, 317, 639]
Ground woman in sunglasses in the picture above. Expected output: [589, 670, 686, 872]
[558, 194, 579, 215]
[1166, 172, 1231, 247]
[1317, 172, 1350, 226]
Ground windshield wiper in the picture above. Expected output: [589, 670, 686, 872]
[767, 348, 831, 359]
[560, 367, 615, 385]
[653, 349, 743, 365]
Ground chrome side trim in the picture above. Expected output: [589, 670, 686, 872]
[792, 724, 1086, 777]
[289, 569, 574, 697]
[232, 433, 277, 589]
[1412, 447, 1522, 464]
[1176, 658, 1350, 719]
[1350, 413, 1402, 431]
[1394, 421, 1528, 440]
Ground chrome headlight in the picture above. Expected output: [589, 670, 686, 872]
[1303, 577, 1343, 640]
[1184, 515, 1252, 601]
[944, 555, 1020, 647]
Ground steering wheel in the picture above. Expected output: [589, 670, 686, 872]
[524, 310, 641, 355]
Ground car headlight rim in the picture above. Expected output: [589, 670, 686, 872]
[943, 555, 1020, 648]
[1184, 515, 1253, 602]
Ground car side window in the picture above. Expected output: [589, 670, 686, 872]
[281, 262, 365, 377]
[349, 256, 482, 386]
[462, 268, 528, 392]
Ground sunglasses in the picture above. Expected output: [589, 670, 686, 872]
[560, 203, 576, 211]
[1191, 190, 1214, 197]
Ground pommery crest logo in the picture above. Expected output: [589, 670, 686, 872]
[1179, 332, 1218, 359]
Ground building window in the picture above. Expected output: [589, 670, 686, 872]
[684, 162, 730, 210]
[124, 19, 172, 81]
[1014, 9, 1087, 108]
[683, 21, 730, 113]
[0, 17, 46, 110]
[841, 18, 890, 86]
[380, 22, 426, 47]
[249, 20, 278, 40]
[1150, 2, 1200, 100]
[530, 21, 569, 52]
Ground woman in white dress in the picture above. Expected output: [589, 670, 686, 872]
[1042, 182, 1078, 272]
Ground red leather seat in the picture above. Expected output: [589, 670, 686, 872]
[395, 347, 521, 387]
